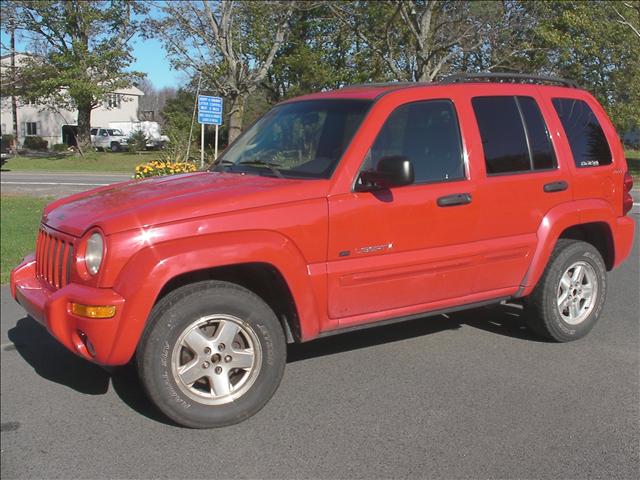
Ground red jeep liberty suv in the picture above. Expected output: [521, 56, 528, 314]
[11, 73, 636, 428]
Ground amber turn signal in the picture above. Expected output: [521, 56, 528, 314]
[70, 303, 117, 319]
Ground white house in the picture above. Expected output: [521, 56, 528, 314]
[0, 53, 144, 147]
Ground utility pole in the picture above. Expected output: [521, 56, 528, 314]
[10, 16, 19, 152]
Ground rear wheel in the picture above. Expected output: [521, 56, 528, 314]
[137, 281, 286, 428]
[525, 239, 607, 342]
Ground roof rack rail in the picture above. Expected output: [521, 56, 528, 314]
[340, 81, 421, 90]
[441, 73, 579, 89]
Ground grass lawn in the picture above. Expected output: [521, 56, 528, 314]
[626, 149, 639, 183]
[1, 195, 51, 284]
[2, 150, 160, 174]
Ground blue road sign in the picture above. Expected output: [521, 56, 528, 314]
[198, 95, 223, 125]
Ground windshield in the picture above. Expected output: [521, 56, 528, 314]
[107, 129, 124, 136]
[211, 99, 371, 179]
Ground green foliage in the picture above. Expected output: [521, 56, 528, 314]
[128, 130, 148, 154]
[22, 136, 48, 151]
[157, 132, 197, 164]
[626, 151, 640, 182]
[161, 89, 196, 139]
[159, 89, 201, 161]
[266, 3, 383, 102]
[524, 0, 640, 131]
[52, 143, 68, 152]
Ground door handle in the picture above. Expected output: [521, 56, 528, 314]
[437, 193, 472, 207]
[543, 181, 568, 193]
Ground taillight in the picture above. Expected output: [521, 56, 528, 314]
[623, 171, 634, 215]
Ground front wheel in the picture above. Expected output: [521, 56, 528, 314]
[525, 239, 607, 342]
[137, 281, 286, 428]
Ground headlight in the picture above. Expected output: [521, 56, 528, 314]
[85, 232, 104, 275]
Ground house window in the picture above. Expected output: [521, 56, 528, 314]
[106, 94, 122, 108]
[26, 122, 38, 136]
[140, 110, 155, 121]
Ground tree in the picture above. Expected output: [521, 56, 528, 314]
[529, 0, 640, 131]
[161, 88, 197, 138]
[2, 0, 146, 150]
[136, 77, 177, 125]
[330, 0, 527, 82]
[0, 2, 20, 152]
[127, 129, 148, 154]
[149, 0, 294, 143]
[613, 1, 640, 38]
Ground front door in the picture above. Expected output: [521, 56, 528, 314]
[327, 99, 480, 324]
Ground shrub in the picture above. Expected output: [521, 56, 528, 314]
[22, 136, 48, 151]
[52, 143, 69, 152]
[128, 130, 148, 153]
[134, 160, 197, 179]
[157, 131, 198, 164]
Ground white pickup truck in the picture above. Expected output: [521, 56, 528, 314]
[90, 128, 129, 152]
[108, 121, 170, 149]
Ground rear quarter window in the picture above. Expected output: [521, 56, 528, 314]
[552, 98, 612, 167]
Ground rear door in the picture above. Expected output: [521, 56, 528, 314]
[326, 97, 482, 324]
[464, 91, 573, 293]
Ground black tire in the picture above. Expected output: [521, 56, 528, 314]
[137, 281, 286, 428]
[525, 239, 607, 342]
[110, 142, 120, 152]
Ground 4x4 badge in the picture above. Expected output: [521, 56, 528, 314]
[354, 243, 393, 255]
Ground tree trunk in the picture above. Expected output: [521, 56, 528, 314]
[227, 95, 245, 144]
[76, 102, 93, 152]
[10, 21, 18, 152]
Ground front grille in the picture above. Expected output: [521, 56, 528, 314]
[36, 228, 74, 289]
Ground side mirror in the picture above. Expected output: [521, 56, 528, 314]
[356, 155, 414, 191]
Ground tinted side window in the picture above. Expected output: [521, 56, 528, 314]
[552, 98, 612, 167]
[518, 96, 556, 170]
[365, 100, 464, 184]
[472, 97, 530, 174]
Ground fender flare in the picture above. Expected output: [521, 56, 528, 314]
[518, 199, 617, 297]
[105, 230, 323, 364]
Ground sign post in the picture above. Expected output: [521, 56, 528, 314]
[197, 95, 223, 168]
[215, 124, 219, 159]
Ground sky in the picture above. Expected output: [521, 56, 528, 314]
[128, 37, 186, 89]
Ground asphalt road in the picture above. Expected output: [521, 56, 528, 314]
[1, 215, 638, 479]
[0, 171, 131, 197]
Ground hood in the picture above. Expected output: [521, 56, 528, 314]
[43, 172, 329, 237]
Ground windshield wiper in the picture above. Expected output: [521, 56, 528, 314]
[237, 160, 283, 178]
[210, 159, 235, 172]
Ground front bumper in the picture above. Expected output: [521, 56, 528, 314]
[11, 254, 126, 365]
